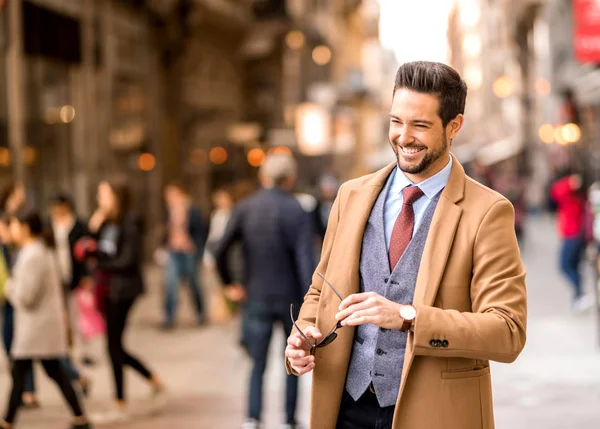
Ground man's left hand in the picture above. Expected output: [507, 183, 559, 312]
[335, 292, 405, 330]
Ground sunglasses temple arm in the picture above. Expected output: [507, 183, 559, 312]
[290, 305, 316, 348]
[317, 272, 344, 302]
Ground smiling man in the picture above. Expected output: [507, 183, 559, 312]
[284, 61, 527, 429]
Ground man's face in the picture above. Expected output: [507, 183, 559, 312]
[165, 186, 187, 206]
[50, 203, 70, 221]
[388, 89, 462, 181]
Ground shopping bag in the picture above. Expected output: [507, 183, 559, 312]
[75, 287, 106, 340]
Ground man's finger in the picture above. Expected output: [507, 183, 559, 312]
[338, 292, 372, 311]
[335, 299, 376, 321]
[303, 326, 323, 340]
[341, 308, 378, 326]
[287, 355, 314, 367]
[291, 362, 315, 375]
[285, 344, 312, 359]
[287, 334, 311, 350]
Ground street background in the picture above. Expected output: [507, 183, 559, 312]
[1, 214, 599, 429]
[1, 0, 600, 427]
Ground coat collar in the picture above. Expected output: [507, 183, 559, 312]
[361, 153, 465, 203]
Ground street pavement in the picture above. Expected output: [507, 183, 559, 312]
[1, 213, 599, 428]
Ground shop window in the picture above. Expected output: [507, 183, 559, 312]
[23, 1, 82, 64]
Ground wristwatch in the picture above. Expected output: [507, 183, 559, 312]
[399, 305, 417, 331]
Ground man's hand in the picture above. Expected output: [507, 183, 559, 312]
[335, 292, 404, 329]
[285, 326, 322, 375]
[224, 284, 246, 302]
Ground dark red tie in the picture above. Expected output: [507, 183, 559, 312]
[389, 186, 424, 270]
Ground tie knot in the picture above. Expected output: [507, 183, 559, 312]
[402, 186, 424, 206]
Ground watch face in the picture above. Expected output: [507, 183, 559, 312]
[400, 305, 417, 320]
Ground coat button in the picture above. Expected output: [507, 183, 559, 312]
[442, 340, 449, 348]
[376, 348, 385, 356]
[435, 340, 443, 347]
[429, 340, 437, 347]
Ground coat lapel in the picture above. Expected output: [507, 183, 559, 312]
[413, 154, 465, 307]
[335, 163, 396, 298]
[396, 154, 466, 408]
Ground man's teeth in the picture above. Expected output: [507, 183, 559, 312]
[401, 147, 423, 154]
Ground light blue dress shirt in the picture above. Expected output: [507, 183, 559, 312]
[384, 156, 453, 250]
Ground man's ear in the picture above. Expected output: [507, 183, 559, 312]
[446, 114, 464, 140]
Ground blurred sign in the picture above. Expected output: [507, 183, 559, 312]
[227, 122, 262, 146]
[574, 0, 600, 63]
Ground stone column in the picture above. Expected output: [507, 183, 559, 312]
[70, 0, 98, 217]
[5, 0, 25, 183]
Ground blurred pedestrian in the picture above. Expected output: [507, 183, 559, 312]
[203, 187, 235, 322]
[161, 181, 208, 329]
[206, 188, 234, 253]
[87, 179, 164, 422]
[285, 61, 527, 429]
[49, 193, 92, 394]
[214, 153, 315, 429]
[551, 172, 594, 312]
[0, 183, 37, 409]
[0, 211, 91, 429]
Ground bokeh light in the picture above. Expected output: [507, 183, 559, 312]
[138, 153, 156, 171]
[209, 146, 228, 165]
[247, 148, 266, 167]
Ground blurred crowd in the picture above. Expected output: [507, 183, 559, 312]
[466, 157, 598, 314]
[0, 144, 598, 428]
[0, 151, 341, 429]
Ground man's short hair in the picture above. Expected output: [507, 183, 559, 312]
[49, 192, 75, 212]
[260, 153, 297, 187]
[166, 180, 190, 196]
[393, 61, 467, 127]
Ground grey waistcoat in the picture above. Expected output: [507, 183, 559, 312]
[345, 176, 441, 408]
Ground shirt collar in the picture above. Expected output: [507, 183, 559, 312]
[391, 155, 453, 200]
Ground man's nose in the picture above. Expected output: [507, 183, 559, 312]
[394, 126, 413, 145]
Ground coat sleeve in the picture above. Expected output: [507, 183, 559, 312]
[6, 253, 45, 310]
[412, 200, 527, 363]
[285, 184, 344, 375]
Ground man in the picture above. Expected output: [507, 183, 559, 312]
[285, 61, 527, 429]
[214, 153, 315, 429]
[162, 181, 208, 329]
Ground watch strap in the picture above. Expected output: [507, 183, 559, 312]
[400, 318, 412, 332]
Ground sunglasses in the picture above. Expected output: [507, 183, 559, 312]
[290, 272, 345, 355]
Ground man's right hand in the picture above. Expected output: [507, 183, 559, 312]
[285, 326, 323, 375]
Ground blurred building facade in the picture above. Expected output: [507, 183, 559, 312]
[0, 0, 393, 249]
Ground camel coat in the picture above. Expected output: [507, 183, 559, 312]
[287, 155, 527, 429]
[5, 240, 68, 359]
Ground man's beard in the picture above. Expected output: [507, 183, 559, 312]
[395, 132, 448, 175]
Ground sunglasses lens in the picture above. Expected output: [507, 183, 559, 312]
[318, 332, 338, 347]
